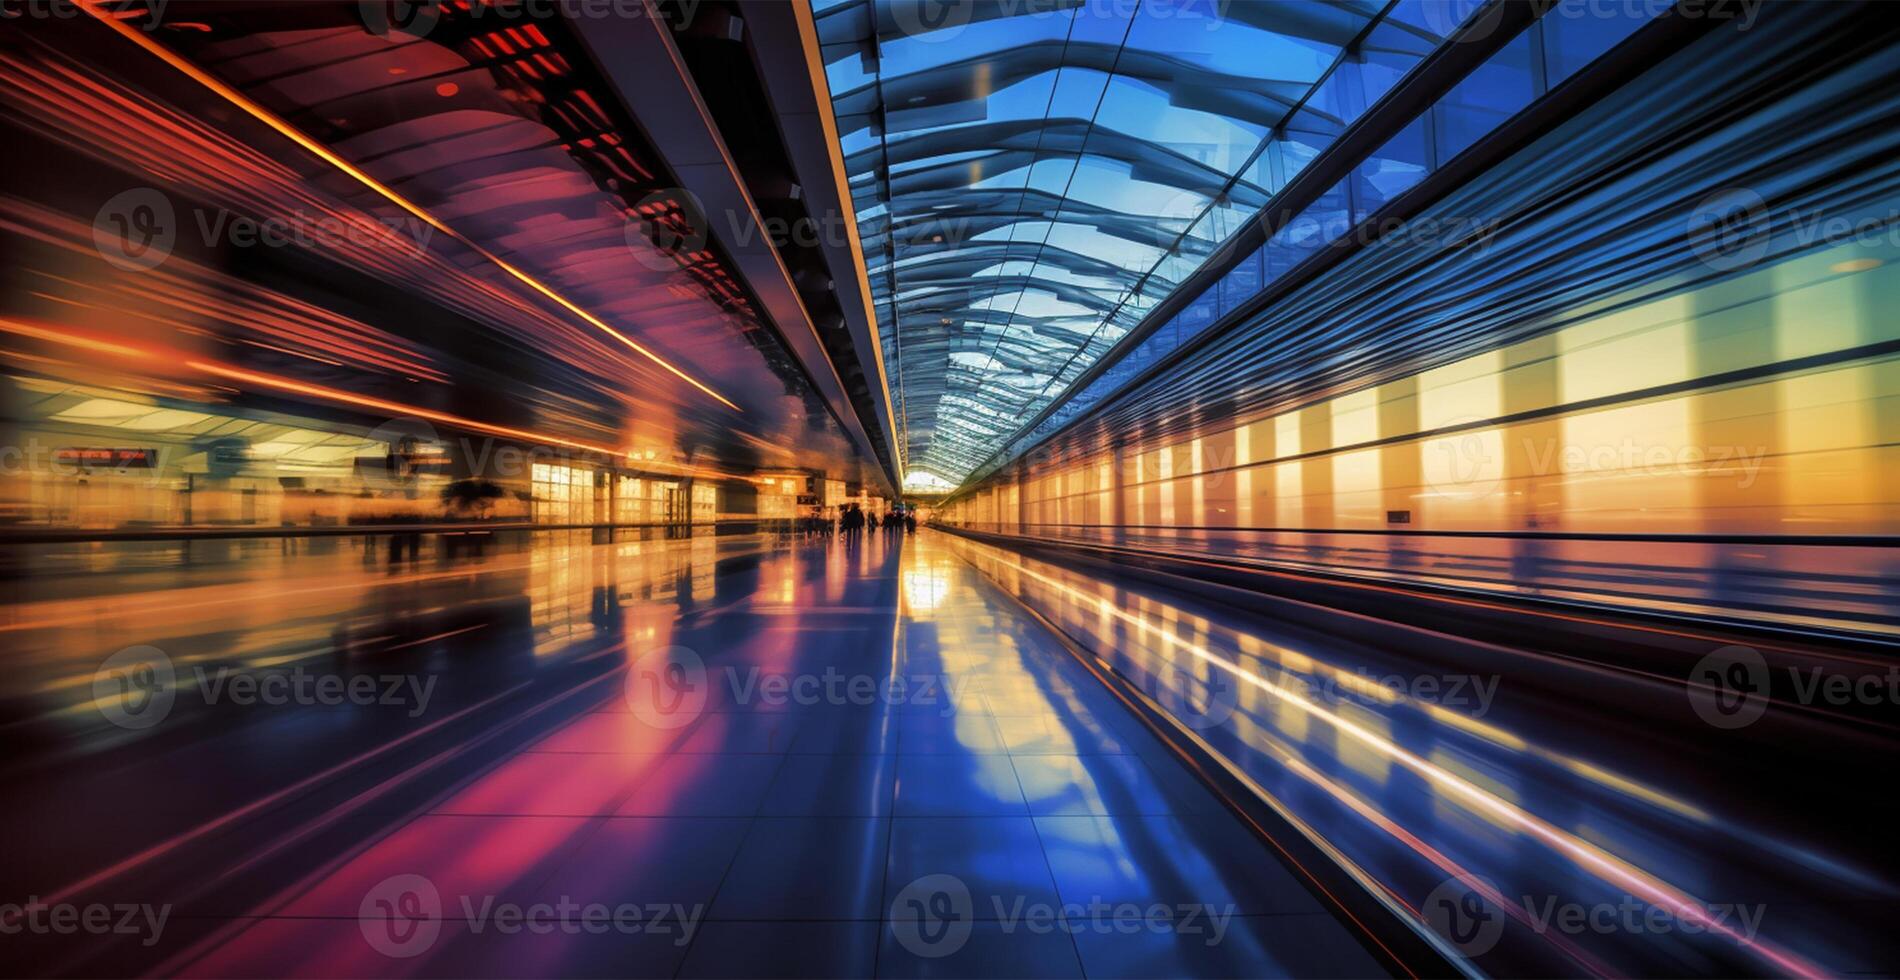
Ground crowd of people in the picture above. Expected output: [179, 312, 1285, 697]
[800, 503, 917, 538]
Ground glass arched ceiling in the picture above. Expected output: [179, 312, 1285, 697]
[813, 0, 1438, 487]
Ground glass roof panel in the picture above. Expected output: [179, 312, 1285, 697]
[817, 0, 1431, 486]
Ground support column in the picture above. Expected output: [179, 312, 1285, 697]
[1015, 465, 1028, 535]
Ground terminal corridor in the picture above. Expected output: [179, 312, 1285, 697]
[4, 532, 1383, 977]
[3, 1, 1898, 977]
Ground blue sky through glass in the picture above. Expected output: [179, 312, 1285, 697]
[814, 0, 1454, 486]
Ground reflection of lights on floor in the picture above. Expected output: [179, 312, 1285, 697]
[902, 565, 951, 611]
[956, 539, 1825, 978]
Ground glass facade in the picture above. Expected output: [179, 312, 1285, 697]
[816, 1, 1657, 489]
[814, 0, 1464, 486]
[531, 463, 596, 525]
[985, 3, 1656, 480]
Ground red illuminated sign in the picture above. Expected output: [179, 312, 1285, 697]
[54, 448, 158, 468]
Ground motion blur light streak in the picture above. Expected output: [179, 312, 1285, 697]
[73, 0, 740, 413]
[183, 359, 638, 464]
[952, 538, 1827, 976]
[3, 314, 716, 479]
[1, 1, 1897, 978]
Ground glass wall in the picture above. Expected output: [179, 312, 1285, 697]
[949, 237, 1900, 536]
[530, 462, 595, 525]
[990, 4, 1657, 477]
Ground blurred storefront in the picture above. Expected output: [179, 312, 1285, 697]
[0, 377, 743, 531]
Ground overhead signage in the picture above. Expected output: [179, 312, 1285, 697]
[54, 447, 157, 468]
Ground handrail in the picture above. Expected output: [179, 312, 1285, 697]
[938, 522, 1900, 548]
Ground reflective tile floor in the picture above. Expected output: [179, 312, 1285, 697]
[146, 532, 1381, 978]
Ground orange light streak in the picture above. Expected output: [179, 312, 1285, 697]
[75, 1, 740, 412]
[184, 358, 612, 455]
[0, 317, 152, 359]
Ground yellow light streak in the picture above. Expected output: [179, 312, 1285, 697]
[77, 1, 740, 412]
